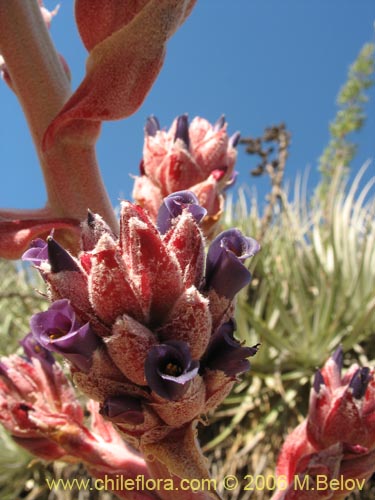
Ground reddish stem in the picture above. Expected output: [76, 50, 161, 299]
[0, 0, 118, 235]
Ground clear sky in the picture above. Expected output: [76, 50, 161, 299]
[1, 0, 374, 213]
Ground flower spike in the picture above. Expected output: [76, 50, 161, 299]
[133, 114, 240, 235]
[21, 202, 259, 495]
[273, 348, 375, 499]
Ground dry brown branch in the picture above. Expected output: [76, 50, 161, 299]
[240, 123, 291, 240]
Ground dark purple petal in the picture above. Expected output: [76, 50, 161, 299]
[157, 190, 207, 234]
[30, 299, 100, 372]
[313, 369, 325, 394]
[47, 236, 80, 273]
[145, 115, 160, 136]
[205, 229, 260, 299]
[20, 332, 55, 367]
[22, 238, 49, 267]
[174, 114, 190, 149]
[213, 114, 226, 131]
[229, 131, 241, 148]
[331, 346, 343, 372]
[349, 367, 371, 399]
[202, 320, 258, 376]
[145, 340, 199, 401]
[100, 395, 144, 425]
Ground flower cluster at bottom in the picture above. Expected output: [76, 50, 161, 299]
[0, 334, 152, 500]
[22, 191, 260, 488]
[272, 347, 375, 500]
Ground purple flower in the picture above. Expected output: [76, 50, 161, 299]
[20, 332, 55, 367]
[145, 340, 199, 401]
[100, 395, 144, 425]
[21, 238, 48, 267]
[205, 229, 260, 299]
[202, 320, 259, 376]
[30, 299, 100, 372]
[157, 190, 207, 234]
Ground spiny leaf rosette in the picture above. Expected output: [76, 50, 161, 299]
[24, 192, 259, 497]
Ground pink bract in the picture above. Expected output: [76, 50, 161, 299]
[133, 115, 239, 236]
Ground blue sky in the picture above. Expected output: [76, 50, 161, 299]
[1, 0, 374, 212]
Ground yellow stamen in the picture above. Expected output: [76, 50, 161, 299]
[48, 328, 66, 340]
[164, 362, 182, 377]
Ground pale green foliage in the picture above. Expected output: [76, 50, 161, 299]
[0, 261, 48, 498]
[0, 426, 34, 500]
[0, 259, 45, 353]
[232, 164, 375, 374]
[202, 166, 375, 498]
[318, 42, 375, 199]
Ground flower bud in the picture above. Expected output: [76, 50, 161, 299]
[307, 348, 375, 451]
[133, 114, 240, 234]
